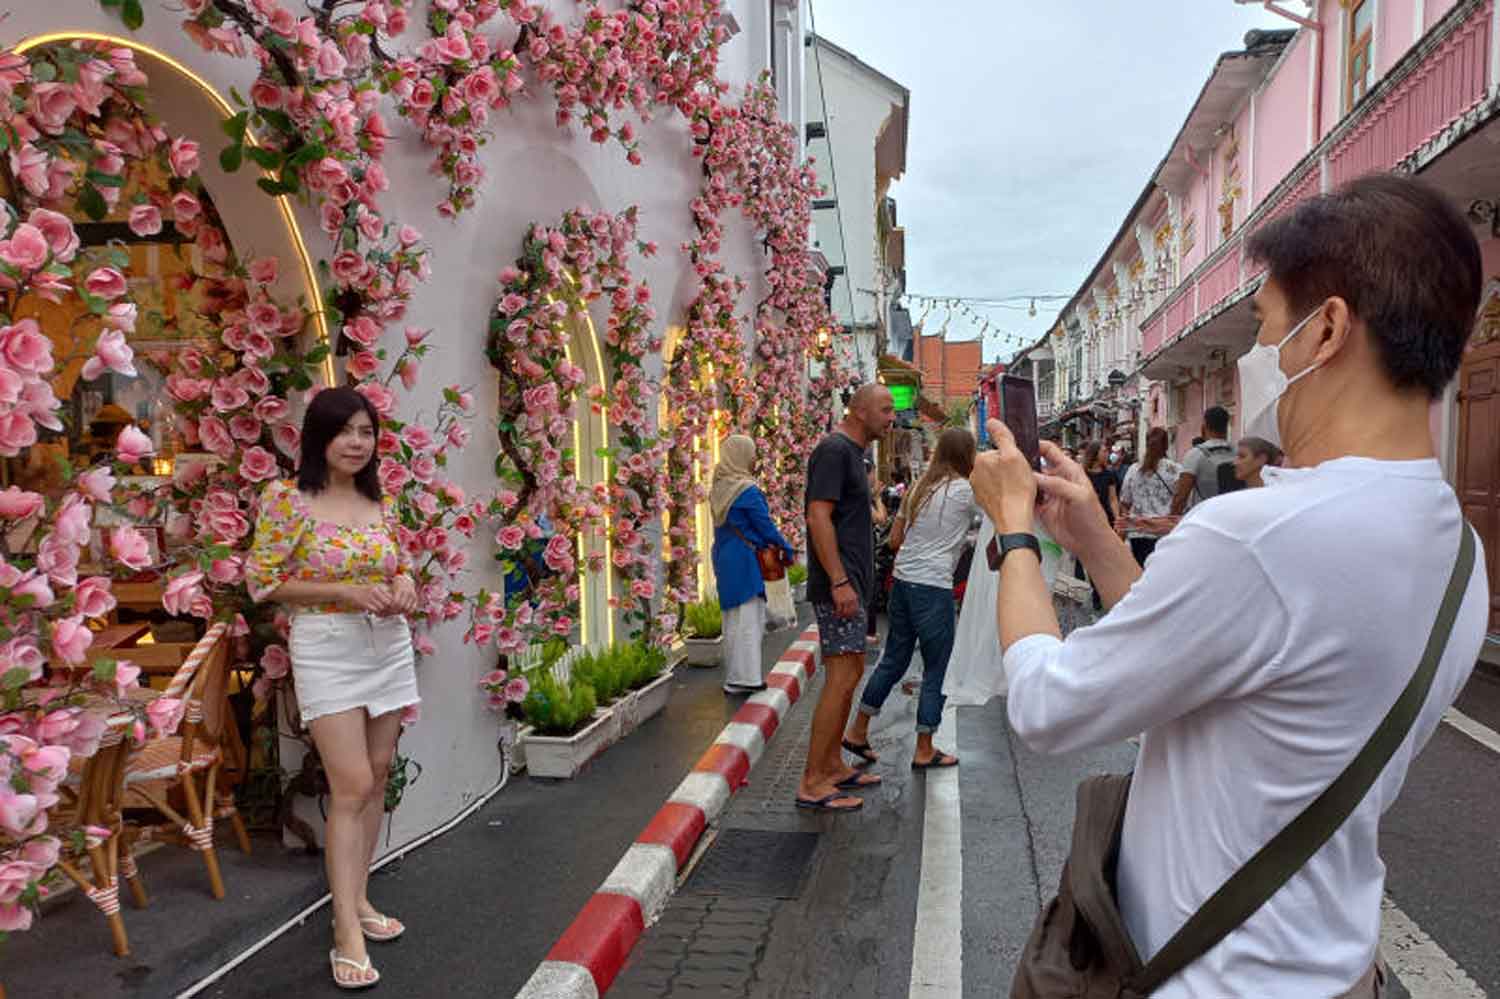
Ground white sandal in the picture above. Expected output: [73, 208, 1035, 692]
[329, 948, 380, 990]
[359, 914, 405, 942]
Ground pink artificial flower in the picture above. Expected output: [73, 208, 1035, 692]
[343, 316, 381, 348]
[248, 256, 278, 285]
[315, 40, 348, 79]
[346, 350, 379, 380]
[145, 697, 185, 739]
[168, 138, 200, 178]
[73, 575, 116, 618]
[398, 359, 419, 391]
[76, 467, 116, 504]
[171, 191, 201, 222]
[404, 326, 429, 347]
[207, 556, 242, 585]
[273, 423, 301, 458]
[0, 318, 53, 374]
[210, 381, 250, 413]
[357, 382, 395, 417]
[249, 78, 284, 110]
[115, 425, 154, 464]
[84, 266, 127, 301]
[108, 526, 152, 571]
[103, 301, 137, 333]
[0, 638, 45, 683]
[27, 208, 78, 262]
[50, 614, 92, 665]
[505, 677, 530, 703]
[9, 145, 49, 199]
[496, 525, 525, 550]
[127, 203, 163, 237]
[260, 644, 290, 679]
[229, 413, 262, 443]
[253, 396, 289, 423]
[11, 571, 54, 609]
[161, 571, 205, 616]
[0, 486, 43, 519]
[51, 494, 91, 547]
[238, 446, 279, 482]
[81, 329, 136, 381]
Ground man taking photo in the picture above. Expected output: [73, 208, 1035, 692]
[972, 174, 1489, 997]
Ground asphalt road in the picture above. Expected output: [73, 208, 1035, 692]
[615, 655, 1500, 999]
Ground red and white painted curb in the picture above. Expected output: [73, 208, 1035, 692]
[515, 627, 821, 999]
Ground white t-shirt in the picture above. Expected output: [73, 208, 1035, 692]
[1002, 457, 1488, 998]
[892, 478, 977, 590]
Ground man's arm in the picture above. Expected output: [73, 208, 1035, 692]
[808, 499, 845, 579]
[1170, 471, 1196, 515]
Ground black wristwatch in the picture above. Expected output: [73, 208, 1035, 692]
[986, 532, 1041, 571]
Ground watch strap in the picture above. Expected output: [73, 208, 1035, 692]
[988, 532, 1041, 570]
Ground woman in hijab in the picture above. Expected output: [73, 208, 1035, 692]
[710, 435, 796, 694]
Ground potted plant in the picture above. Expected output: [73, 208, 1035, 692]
[614, 642, 674, 736]
[787, 563, 808, 604]
[518, 671, 614, 779]
[682, 599, 723, 667]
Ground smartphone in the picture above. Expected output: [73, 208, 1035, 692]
[999, 373, 1041, 470]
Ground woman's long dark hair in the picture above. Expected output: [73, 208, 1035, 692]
[296, 386, 382, 502]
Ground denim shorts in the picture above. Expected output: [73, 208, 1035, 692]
[813, 601, 868, 658]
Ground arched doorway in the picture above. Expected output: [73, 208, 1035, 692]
[561, 290, 614, 651]
[660, 326, 719, 604]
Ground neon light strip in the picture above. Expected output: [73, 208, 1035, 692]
[14, 32, 335, 385]
[559, 275, 613, 646]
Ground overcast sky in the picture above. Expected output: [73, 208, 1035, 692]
[808, 0, 1293, 362]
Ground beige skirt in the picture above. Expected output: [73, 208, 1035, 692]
[289, 612, 420, 723]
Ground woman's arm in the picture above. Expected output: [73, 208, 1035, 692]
[1108, 482, 1121, 522]
[743, 489, 795, 559]
[888, 514, 907, 553]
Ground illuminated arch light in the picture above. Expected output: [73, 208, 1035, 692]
[14, 31, 335, 385]
[552, 284, 613, 646]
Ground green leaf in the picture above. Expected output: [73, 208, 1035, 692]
[286, 142, 326, 168]
[245, 146, 283, 170]
[85, 169, 124, 188]
[1, 667, 31, 691]
[31, 62, 56, 83]
[256, 178, 283, 196]
[122, 0, 144, 29]
[220, 110, 249, 143]
[219, 142, 243, 173]
[91, 658, 118, 684]
[229, 86, 247, 108]
[303, 343, 330, 364]
[77, 185, 107, 221]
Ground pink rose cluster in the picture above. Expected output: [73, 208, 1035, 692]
[478, 666, 530, 714]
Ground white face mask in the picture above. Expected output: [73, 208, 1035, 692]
[1237, 306, 1323, 447]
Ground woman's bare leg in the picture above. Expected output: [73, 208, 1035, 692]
[308, 709, 378, 986]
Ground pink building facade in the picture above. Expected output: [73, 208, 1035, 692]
[1043, 0, 1500, 645]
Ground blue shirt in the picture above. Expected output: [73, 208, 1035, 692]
[711, 487, 795, 611]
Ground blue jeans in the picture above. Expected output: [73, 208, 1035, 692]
[858, 579, 955, 733]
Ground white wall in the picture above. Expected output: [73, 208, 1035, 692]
[804, 36, 903, 366]
[11, 0, 779, 852]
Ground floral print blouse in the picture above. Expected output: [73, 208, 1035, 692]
[247, 479, 411, 613]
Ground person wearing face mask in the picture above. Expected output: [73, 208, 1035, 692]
[970, 174, 1488, 998]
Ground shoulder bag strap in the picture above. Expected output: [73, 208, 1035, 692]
[1133, 523, 1476, 995]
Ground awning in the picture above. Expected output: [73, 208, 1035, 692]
[1141, 282, 1261, 382]
[877, 353, 922, 385]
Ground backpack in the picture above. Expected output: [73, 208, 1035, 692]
[1192, 440, 1241, 501]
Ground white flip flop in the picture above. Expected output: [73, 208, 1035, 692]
[329, 948, 380, 990]
[359, 914, 405, 942]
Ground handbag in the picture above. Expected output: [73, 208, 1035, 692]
[1012, 524, 1476, 998]
[728, 523, 787, 582]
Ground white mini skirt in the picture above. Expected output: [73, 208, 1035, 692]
[288, 612, 420, 724]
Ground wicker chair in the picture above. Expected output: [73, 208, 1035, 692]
[118, 621, 249, 902]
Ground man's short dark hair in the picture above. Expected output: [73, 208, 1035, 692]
[1246, 173, 1482, 399]
[1203, 406, 1230, 436]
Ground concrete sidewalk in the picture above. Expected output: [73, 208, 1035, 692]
[2, 610, 811, 999]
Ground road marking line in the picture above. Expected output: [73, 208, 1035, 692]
[1442, 707, 1500, 757]
[1380, 895, 1486, 999]
[909, 708, 963, 999]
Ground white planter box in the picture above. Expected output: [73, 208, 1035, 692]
[615, 669, 675, 737]
[522, 708, 619, 780]
[683, 635, 723, 667]
[792, 583, 807, 604]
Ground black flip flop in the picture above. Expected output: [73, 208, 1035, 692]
[795, 792, 864, 812]
[835, 772, 883, 790]
[911, 753, 960, 770]
[841, 739, 879, 766]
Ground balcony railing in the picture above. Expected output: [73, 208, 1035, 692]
[1137, 0, 1494, 372]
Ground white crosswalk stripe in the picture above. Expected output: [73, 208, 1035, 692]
[1380, 896, 1487, 999]
[909, 707, 963, 999]
[1441, 707, 1500, 757]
